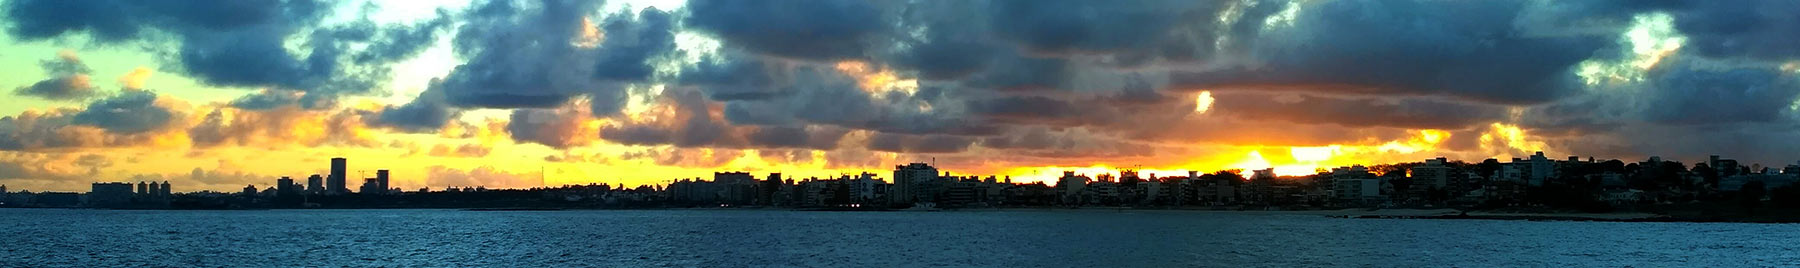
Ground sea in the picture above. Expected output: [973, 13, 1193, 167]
[1, 208, 1796, 267]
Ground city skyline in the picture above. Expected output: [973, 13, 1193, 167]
[4, 151, 1796, 194]
[5, 0, 1800, 194]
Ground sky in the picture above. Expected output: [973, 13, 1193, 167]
[2, 0, 1799, 193]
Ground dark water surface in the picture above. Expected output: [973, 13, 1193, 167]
[2, 208, 1796, 267]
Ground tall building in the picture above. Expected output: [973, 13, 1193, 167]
[137, 181, 148, 195]
[277, 177, 297, 197]
[147, 181, 161, 197]
[307, 174, 324, 194]
[328, 157, 347, 194]
[892, 163, 939, 205]
[375, 170, 390, 194]
[1412, 157, 1451, 189]
[1057, 171, 1089, 204]
[159, 181, 171, 196]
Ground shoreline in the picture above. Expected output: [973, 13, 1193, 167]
[7, 206, 1795, 224]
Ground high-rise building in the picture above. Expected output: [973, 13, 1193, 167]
[277, 177, 296, 197]
[376, 170, 390, 194]
[159, 181, 171, 196]
[147, 182, 161, 197]
[1412, 157, 1451, 189]
[137, 181, 148, 195]
[307, 174, 324, 194]
[328, 157, 347, 194]
[892, 163, 939, 205]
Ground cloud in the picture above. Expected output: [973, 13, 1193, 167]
[370, 82, 460, 133]
[1169, 0, 1613, 105]
[187, 105, 379, 148]
[71, 90, 177, 134]
[434, 0, 659, 117]
[600, 89, 747, 148]
[986, 0, 1225, 56]
[866, 132, 974, 154]
[684, 0, 888, 61]
[1208, 93, 1510, 130]
[745, 126, 848, 150]
[4, 0, 448, 98]
[427, 143, 491, 158]
[14, 51, 99, 101]
[505, 103, 599, 148]
[424, 165, 543, 189]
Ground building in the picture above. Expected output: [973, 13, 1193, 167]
[307, 174, 324, 194]
[136, 181, 148, 196]
[892, 163, 939, 205]
[90, 182, 136, 208]
[1056, 171, 1089, 205]
[328, 157, 348, 194]
[1331, 165, 1382, 203]
[276, 177, 297, 197]
[844, 172, 884, 204]
[147, 181, 161, 197]
[376, 170, 390, 194]
[159, 181, 171, 196]
[1411, 157, 1450, 189]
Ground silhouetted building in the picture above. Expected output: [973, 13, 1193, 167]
[277, 177, 297, 197]
[90, 182, 135, 208]
[159, 181, 171, 196]
[376, 170, 390, 193]
[307, 174, 324, 194]
[892, 163, 939, 205]
[147, 181, 161, 196]
[136, 181, 148, 195]
[1057, 171, 1089, 204]
[242, 185, 259, 196]
[328, 157, 347, 194]
[1412, 157, 1450, 189]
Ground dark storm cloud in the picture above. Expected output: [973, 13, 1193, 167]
[3, 0, 446, 98]
[1170, 0, 1612, 105]
[986, 0, 1222, 56]
[228, 90, 335, 110]
[592, 8, 677, 82]
[71, 91, 174, 134]
[966, 96, 1095, 127]
[745, 126, 847, 150]
[962, 53, 1072, 92]
[699, 63, 999, 136]
[438, 0, 668, 117]
[353, 9, 454, 65]
[980, 127, 1156, 159]
[1208, 93, 1510, 130]
[371, 82, 460, 133]
[434, 0, 598, 108]
[866, 132, 974, 154]
[1660, 1, 1800, 60]
[680, 55, 793, 101]
[16, 77, 98, 101]
[1638, 60, 1800, 125]
[684, 0, 887, 61]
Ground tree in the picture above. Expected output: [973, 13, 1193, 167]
[1691, 163, 1720, 191]
[1770, 185, 1800, 208]
[1741, 181, 1767, 215]
[1477, 159, 1502, 178]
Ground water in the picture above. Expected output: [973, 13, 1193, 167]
[1, 208, 1797, 267]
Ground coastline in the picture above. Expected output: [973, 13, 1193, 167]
[8, 206, 1796, 224]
